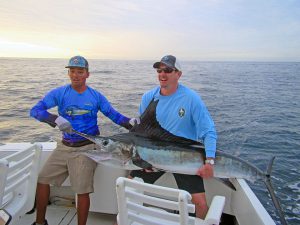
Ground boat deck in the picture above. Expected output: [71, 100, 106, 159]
[15, 205, 116, 225]
[16, 204, 237, 225]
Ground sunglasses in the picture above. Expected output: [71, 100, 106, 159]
[156, 68, 176, 73]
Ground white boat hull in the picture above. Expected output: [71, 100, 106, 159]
[0, 142, 275, 225]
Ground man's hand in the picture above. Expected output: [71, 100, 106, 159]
[197, 163, 214, 179]
[129, 117, 141, 126]
[55, 116, 73, 133]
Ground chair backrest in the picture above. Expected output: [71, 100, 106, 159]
[116, 177, 226, 225]
[0, 143, 42, 224]
[116, 177, 196, 225]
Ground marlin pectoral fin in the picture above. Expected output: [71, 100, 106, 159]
[132, 155, 153, 170]
[215, 178, 236, 191]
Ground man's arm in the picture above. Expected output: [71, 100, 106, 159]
[192, 96, 217, 178]
[98, 94, 137, 130]
[30, 99, 73, 133]
[30, 100, 58, 127]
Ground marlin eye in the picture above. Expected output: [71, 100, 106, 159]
[102, 140, 109, 146]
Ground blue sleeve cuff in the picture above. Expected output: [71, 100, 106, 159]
[119, 117, 132, 130]
[204, 136, 217, 158]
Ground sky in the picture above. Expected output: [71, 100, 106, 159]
[0, 0, 299, 61]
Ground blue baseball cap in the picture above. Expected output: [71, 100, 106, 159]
[65, 56, 89, 70]
[153, 55, 181, 71]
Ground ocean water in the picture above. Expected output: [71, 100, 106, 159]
[0, 58, 299, 224]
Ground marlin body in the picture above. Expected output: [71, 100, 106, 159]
[73, 99, 287, 225]
[74, 100, 265, 181]
[76, 131, 266, 182]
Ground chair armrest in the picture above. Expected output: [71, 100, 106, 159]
[204, 195, 226, 225]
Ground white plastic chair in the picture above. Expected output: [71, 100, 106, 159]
[116, 177, 225, 225]
[0, 143, 42, 225]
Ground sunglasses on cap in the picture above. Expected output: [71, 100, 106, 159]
[156, 68, 177, 73]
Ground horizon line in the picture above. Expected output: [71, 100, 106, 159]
[0, 56, 299, 63]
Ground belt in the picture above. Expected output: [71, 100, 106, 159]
[62, 139, 93, 147]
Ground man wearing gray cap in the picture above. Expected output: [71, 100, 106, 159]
[30, 56, 136, 225]
[129, 55, 217, 219]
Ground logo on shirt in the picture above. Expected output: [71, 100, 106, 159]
[66, 106, 90, 116]
[178, 108, 185, 117]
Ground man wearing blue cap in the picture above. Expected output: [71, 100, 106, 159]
[30, 56, 136, 225]
[129, 55, 217, 219]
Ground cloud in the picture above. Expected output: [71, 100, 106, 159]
[0, 0, 299, 60]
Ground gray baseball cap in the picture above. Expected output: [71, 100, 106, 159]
[65, 56, 89, 70]
[153, 55, 181, 71]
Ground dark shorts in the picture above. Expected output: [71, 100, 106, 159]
[130, 170, 205, 194]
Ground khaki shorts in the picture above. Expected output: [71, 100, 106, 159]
[38, 142, 97, 194]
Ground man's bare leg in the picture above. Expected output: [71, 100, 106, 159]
[35, 183, 50, 224]
[192, 192, 208, 219]
[77, 193, 90, 225]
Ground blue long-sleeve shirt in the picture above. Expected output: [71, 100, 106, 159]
[139, 84, 217, 158]
[30, 84, 130, 143]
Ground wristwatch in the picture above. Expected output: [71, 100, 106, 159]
[205, 159, 215, 165]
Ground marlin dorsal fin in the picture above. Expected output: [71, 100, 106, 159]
[130, 99, 200, 146]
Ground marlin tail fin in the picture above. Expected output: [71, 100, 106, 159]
[263, 157, 287, 225]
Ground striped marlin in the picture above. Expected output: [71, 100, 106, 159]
[73, 99, 287, 225]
